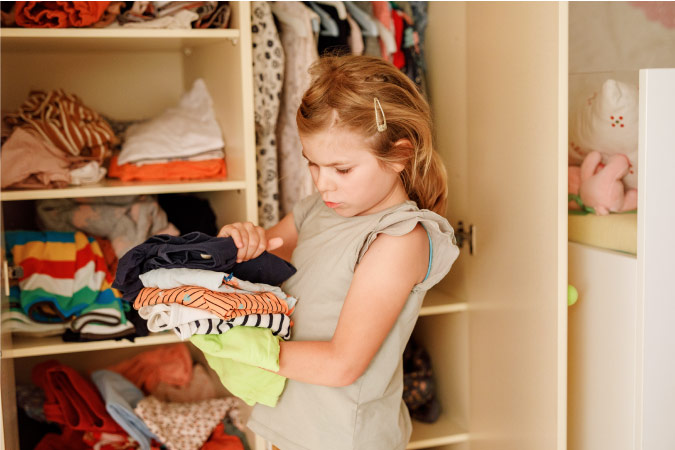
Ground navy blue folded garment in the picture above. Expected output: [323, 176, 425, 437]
[112, 232, 296, 303]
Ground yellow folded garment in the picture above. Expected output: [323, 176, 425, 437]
[568, 212, 637, 255]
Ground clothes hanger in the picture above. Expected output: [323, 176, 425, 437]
[270, 2, 309, 38]
[375, 20, 397, 56]
[306, 7, 321, 35]
[306, 1, 339, 37]
[344, 1, 379, 37]
[314, 1, 347, 20]
[310, 13, 320, 35]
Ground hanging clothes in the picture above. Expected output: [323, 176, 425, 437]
[352, 2, 381, 57]
[310, 2, 351, 55]
[251, 1, 284, 227]
[272, 1, 318, 216]
[371, 1, 395, 61]
[346, 13, 365, 55]
[408, 1, 429, 93]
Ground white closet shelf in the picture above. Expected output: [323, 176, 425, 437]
[419, 287, 467, 316]
[407, 415, 468, 449]
[0, 331, 180, 359]
[1, 178, 246, 201]
[0, 28, 240, 52]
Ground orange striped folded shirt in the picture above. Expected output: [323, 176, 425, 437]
[133, 285, 291, 320]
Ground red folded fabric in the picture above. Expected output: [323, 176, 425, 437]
[16, 2, 110, 28]
[32, 360, 123, 433]
[201, 422, 244, 450]
[34, 428, 89, 450]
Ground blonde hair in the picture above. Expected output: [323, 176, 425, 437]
[297, 54, 447, 215]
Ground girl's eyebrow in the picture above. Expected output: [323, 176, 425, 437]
[301, 151, 350, 167]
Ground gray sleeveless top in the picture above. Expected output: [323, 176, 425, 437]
[247, 193, 459, 450]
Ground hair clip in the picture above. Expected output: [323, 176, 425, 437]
[374, 97, 387, 132]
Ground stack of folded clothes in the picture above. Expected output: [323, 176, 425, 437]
[112, 231, 299, 407]
[2, 89, 117, 189]
[23, 343, 250, 450]
[4, 230, 135, 341]
[2, 2, 232, 30]
[108, 79, 228, 182]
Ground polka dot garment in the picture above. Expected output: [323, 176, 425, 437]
[251, 2, 284, 227]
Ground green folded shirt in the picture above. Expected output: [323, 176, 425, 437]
[190, 326, 287, 407]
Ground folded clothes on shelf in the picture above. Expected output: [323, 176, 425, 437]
[32, 360, 124, 433]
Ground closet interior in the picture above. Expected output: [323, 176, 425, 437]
[1, 2, 260, 449]
[1, 2, 467, 449]
[8, 2, 673, 450]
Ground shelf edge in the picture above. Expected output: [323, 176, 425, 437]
[1, 333, 181, 359]
[1, 180, 248, 201]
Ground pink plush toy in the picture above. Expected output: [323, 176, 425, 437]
[568, 165, 582, 210]
[577, 151, 638, 215]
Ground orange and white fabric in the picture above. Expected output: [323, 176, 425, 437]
[134, 285, 292, 321]
[4, 89, 117, 163]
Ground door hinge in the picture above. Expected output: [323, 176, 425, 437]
[455, 221, 475, 255]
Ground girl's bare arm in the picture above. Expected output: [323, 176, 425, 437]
[275, 224, 429, 386]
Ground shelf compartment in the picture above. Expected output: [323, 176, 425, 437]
[407, 415, 468, 449]
[0, 28, 241, 52]
[1, 178, 247, 201]
[1, 332, 180, 359]
[420, 288, 467, 316]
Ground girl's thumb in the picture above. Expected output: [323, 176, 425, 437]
[268, 237, 283, 250]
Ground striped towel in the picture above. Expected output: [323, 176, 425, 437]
[5, 231, 125, 322]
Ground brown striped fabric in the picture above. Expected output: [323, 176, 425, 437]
[5, 89, 118, 163]
[133, 285, 292, 320]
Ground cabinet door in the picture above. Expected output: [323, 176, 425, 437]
[465, 3, 567, 449]
[638, 68, 675, 450]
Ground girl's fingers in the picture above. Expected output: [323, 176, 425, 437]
[268, 237, 283, 251]
[218, 223, 273, 262]
[229, 228, 247, 262]
[242, 223, 263, 261]
[252, 227, 268, 259]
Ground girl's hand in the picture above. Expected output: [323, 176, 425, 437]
[218, 222, 283, 262]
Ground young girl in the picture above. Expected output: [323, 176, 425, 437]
[218, 55, 459, 450]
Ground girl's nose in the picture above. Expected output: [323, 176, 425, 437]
[314, 167, 335, 192]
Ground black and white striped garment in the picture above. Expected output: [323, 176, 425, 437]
[175, 313, 291, 341]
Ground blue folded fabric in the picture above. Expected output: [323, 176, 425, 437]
[91, 370, 157, 450]
[113, 232, 297, 302]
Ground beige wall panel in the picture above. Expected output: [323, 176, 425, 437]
[426, 1, 468, 299]
[1, 51, 183, 120]
[465, 2, 567, 449]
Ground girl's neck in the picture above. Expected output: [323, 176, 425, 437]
[355, 181, 410, 216]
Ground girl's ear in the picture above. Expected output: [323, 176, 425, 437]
[389, 138, 414, 173]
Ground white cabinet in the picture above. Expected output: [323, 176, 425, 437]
[1, 3, 256, 449]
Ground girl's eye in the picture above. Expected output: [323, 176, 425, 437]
[336, 168, 351, 175]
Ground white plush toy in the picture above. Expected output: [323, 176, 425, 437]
[569, 79, 638, 189]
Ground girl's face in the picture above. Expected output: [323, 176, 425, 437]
[300, 126, 408, 217]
